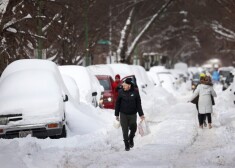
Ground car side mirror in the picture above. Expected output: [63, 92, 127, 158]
[63, 95, 68, 102]
[92, 92, 97, 96]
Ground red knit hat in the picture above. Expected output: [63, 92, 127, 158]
[115, 74, 120, 79]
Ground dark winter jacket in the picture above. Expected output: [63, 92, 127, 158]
[115, 87, 144, 117]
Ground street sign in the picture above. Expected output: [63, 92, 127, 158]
[97, 40, 111, 45]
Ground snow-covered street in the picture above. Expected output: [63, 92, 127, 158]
[1, 1, 235, 167]
[1, 83, 235, 168]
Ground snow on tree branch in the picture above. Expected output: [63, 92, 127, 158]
[0, 0, 9, 24]
[42, 13, 60, 32]
[116, 8, 135, 60]
[3, 14, 32, 30]
[126, 0, 174, 61]
[211, 21, 235, 41]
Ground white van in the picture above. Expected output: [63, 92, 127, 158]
[0, 59, 68, 138]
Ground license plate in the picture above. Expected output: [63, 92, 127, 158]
[19, 130, 32, 137]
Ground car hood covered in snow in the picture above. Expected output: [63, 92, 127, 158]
[0, 70, 65, 125]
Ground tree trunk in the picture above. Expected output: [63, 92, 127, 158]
[126, 0, 174, 63]
[116, 7, 136, 63]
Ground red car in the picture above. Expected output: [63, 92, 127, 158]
[96, 75, 138, 109]
[96, 75, 116, 109]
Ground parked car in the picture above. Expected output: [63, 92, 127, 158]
[59, 66, 103, 107]
[223, 73, 234, 91]
[146, 71, 162, 87]
[0, 59, 68, 139]
[219, 67, 234, 91]
[96, 75, 116, 109]
[61, 74, 80, 104]
[150, 66, 176, 92]
[233, 84, 235, 105]
[87, 64, 115, 78]
[228, 78, 235, 105]
[108, 63, 133, 80]
[191, 73, 200, 90]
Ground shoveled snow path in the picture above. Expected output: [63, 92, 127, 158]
[174, 113, 233, 168]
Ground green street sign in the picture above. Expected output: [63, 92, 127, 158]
[97, 39, 111, 45]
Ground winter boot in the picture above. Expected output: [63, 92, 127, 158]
[124, 140, 130, 151]
[129, 135, 135, 148]
[208, 123, 212, 129]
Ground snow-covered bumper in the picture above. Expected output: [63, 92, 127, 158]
[0, 122, 64, 139]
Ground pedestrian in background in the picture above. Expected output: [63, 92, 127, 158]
[115, 78, 145, 151]
[212, 68, 220, 84]
[112, 74, 122, 98]
[191, 73, 207, 127]
[189, 76, 217, 129]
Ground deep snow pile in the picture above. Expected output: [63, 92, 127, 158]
[1, 82, 235, 168]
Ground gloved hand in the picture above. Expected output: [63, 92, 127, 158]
[140, 115, 145, 121]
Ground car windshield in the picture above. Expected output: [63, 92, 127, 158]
[98, 79, 111, 90]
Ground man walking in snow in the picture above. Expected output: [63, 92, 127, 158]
[115, 78, 145, 151]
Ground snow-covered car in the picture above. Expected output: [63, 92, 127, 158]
[191, 73, 200, 90]
[130, 65, 153, 89]
[87, 64, 115, 79]
[0, 59, 68, 139]
[219, 67, 234, 91]
[150, 66, 176, 92]
[107, 63, 133, 80]
[230, 79, 235, 105]
[59, 65, 103, 107]
[61, 74, 80, 104]
[147, 71, 162, 87]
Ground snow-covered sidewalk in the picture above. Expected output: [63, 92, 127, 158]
[0, 102, 200, 168]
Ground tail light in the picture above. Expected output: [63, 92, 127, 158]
[47, 123, 59, 128]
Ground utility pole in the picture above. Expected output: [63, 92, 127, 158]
[37, 0, 43, 59]
[109, 5, 112, 64]
[133, 23, 139, 65]
[84, 0, 89, 66]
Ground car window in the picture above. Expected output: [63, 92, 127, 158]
[98, 79, 111, 90]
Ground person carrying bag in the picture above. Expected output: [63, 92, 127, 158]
[138, 119, 150, 137]
[115, 78, 145, 151]
[189, 76, 217, 129]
